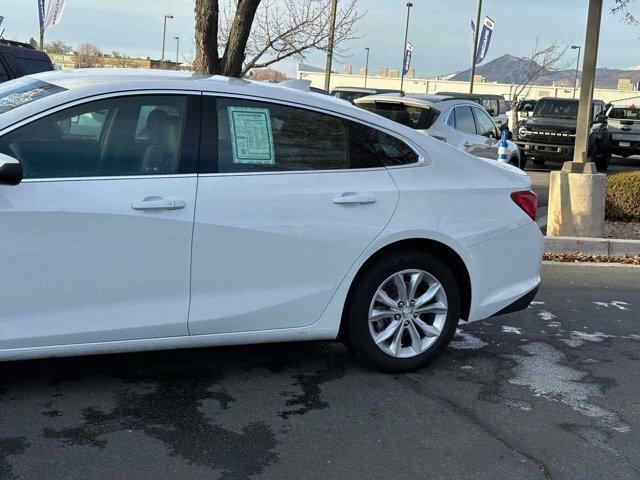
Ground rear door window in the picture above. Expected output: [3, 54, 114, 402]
[453, 106, 476, 134]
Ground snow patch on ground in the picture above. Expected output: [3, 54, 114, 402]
[592, 301, 630, 310]
[509, 342, 630, 433]
[537, 311, 556, 321]
[450, 329, 488, 350]
[501, 326, 523, 335]
[562, 330, 640, 347]
[547, 321, 562, 328]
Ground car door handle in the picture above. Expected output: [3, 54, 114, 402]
[332, 193, 377, 205]
[131, 198, 186, 211]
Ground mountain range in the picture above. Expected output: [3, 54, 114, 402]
[448, 54, 640, 89]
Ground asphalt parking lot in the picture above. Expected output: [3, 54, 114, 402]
[0, 262, 638, 480]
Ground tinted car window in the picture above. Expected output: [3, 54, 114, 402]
[216, 98, 349, 172]
[0, 95, 187, 179]
[12, 56, 53, 76]
[472, 108, 497, 138]
[358, 102, 440, 130]
[348, 120, 418, 167]
[0, 58, 10, 82]
[609, 107, 640, 120]
[454, 106, 476, 134]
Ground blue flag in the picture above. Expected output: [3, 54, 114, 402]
[475, 16, 494, 65]
[403, 42, 413, 76]
[38, 0, 45, 31]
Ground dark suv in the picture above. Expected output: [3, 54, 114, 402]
[0, 40, 55, 83]
[515, 97, 611, 171]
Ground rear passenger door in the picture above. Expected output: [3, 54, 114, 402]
[0, 93, 200, 349]
[450, 105, 481, 155]
[188, 97, 408, 335]
[471, 107, 501, 159]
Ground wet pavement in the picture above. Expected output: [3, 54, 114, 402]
[0, 262, 639, 480]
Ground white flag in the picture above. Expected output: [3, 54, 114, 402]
[43, 0, 67, 30]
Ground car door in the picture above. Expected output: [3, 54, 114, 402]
[188, 96, 405, 335]
[471, 106, 501, 159]
[0, 93, 200, 349]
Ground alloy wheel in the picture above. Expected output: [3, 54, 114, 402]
[368, 269, 448, 358]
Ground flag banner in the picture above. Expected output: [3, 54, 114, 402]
[38, 0, 46, 31]
[43, 0, 67, 30]
[403, 42, 413, 76]
[475, 16, 494, 65]
[0, 16, 4, 28]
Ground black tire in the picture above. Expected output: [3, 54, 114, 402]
[519, 152, 528, 170]
[533, 158, 545, 166]
[345, 250, 461, 372]
[595, 147, 611, 172]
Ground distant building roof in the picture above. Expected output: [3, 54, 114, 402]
[297, 62, 324, 73]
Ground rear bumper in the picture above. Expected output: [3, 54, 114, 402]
[462, 221, 543, 322]
[491, 285, 539, 317]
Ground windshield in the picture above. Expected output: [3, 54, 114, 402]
[533, 99, 579, 119]
[358, 101, 440, 130]
[609, 107, 640, 120]
[0, 77, 67, 115]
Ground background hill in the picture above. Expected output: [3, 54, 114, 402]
[449, 54, 640, 89]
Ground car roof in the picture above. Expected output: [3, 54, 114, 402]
[331, 86, 401, 94]
[537, 96, 604, 104]
[354, 92, 480, 109]
[0, 69, 435, 150]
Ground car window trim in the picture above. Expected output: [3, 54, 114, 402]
[0, 89, 203, 182]
[198, 92, 428, 176]
[451, 105, 478, 135]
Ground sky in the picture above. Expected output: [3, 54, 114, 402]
[1, 0, 639, 77]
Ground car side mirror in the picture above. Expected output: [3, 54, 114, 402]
[0, 153, 23, 186]
[501, 128, 513, 140]
[595, 113, 607, 123]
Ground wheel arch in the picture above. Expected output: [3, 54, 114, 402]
[339, 238, 472, 340]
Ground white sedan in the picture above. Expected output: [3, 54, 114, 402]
[0, 70, 542, 372]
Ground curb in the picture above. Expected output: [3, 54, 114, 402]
[544, 236, 640, 256]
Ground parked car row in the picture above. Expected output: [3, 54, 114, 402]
[0, 69, 543, 371]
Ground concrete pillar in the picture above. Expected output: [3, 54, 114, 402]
[547, 0, 606, 238]
[547, 166, 606, 237]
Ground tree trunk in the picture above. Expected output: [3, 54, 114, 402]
[194, 0, 219, 74]
[220, 0, 261, 77]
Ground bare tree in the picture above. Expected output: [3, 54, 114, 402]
[111, 51, 131, 68]
[44, 40, 73, 54]
[75, 43, 102, 68]
[612, 0, 639, 25]
[195, 0, 363, 77]
[508, 38, 572, 131]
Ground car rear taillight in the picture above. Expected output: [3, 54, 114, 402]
[510, 190, 537, 221]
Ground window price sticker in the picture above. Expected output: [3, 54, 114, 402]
[228, 107, 275, 164]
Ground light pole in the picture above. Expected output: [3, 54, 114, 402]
[399, 2, 413, 93]
[324, 0, 338, 92]
[469, 0, 483, 93]
[161, 14, 174, 69]
[175, 36, 180, 66]
[571, 45, 581, 99]
[364, 47, 370, 87]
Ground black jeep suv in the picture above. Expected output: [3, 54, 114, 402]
[0, 40, 55, 83]
[515, 97, 612, 171]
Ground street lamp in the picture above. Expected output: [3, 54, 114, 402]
[399, 2, 413, 93]
[175, 36, 180, 66]
[161, 14, 174, 69]
[571, 45, 581, 99]
[364, 47, 370, 87]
